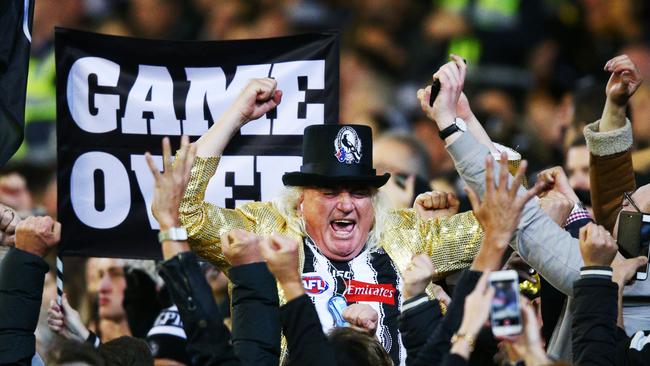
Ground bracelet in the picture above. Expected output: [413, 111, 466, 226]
[451, 332, 476, 352]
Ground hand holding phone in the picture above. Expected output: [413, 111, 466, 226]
[617, 212, 650, 280]
[489, 270, 522, 337]
[428, 56, 467, 107]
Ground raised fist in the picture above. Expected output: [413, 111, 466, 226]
[233, 78, 282, 124]
[15, 216, 61, 257]
[221, 229, 264, 266]
[536, 166, 579, 204]
[413, 191, 460, 221]
[604, 55, 643, 106]
[259, 234, 301, 285]
[578, 223, 617, 267]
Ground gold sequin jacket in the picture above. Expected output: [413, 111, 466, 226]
[179, 156, 484, 296]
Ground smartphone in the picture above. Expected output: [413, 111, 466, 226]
[617, 212, 650, 280]
[489, 270, 523, 337]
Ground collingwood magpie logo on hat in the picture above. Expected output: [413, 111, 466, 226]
[334, 126, 362, 164]
[281, 124, 390, 188]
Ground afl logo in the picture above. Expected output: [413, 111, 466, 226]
[302, 276, 329, 294]
[334, 126, 362, 164]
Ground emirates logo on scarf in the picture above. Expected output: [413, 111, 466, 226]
[345, 279, 396, 305]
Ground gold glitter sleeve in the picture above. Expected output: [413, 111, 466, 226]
[422, 210, 483, 276]
[178, 156, 254, 271]
[382, 209, 483, 278]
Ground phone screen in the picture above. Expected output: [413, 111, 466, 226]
[491, 279, 521, 327]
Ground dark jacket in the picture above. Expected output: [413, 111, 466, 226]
[158, 251, 239, 366]
[229, 262, 281, 366]
[572, 274, 650, 366]
[158, 253, 280, 366]
[572, 275, 619, 366]
[0, 247, 49, 365]
[398, 294, 443, 363]
[279, 294, 338, 366]
[411, 270, 483, 366]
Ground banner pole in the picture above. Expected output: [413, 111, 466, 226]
[56, 255, 63, 305]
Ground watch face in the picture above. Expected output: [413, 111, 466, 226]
[455, 117, 467, 131]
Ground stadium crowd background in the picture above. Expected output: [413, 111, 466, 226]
[2, 0, 650, 362]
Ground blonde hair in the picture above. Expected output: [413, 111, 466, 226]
[273, 186, 390, 252]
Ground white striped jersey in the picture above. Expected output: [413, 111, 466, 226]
[301, 237, 406, 365]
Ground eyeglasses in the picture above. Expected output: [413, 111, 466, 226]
[623, 191, 642, 213]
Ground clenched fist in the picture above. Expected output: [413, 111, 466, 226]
[413, 191, 459, 220]
[221, 229, 264, 266]
[233, 78, 283, 125]
[578, 223, 617, 267]
[15, 216, 61, 257]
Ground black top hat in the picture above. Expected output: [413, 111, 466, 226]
[282, 124, 390, 188]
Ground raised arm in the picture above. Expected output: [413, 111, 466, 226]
[147, 136, 241, 365]
[417, 57, 583, 296]
[177, 79, 284, 269]
[585, 55, 642, 232]
[195, 78, 282, 158]
[416, 54, 500, 156]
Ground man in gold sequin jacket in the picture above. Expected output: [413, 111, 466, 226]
[178, 64, 487, 364]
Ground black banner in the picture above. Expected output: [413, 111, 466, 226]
[56, 28, 339, 259]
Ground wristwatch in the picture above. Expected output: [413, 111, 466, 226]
[438, 117, 467, 140]
[158, 227, 188, 243]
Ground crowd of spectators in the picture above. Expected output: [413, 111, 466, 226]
[2, 0, 650, 365]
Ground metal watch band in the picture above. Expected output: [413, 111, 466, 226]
[158, 227, 188, 243]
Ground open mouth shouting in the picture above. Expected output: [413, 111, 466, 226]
[330, 219, 357, 238]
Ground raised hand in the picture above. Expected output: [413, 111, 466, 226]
[402, 253, 436, 299]
[342, 304, 379, 335]
[457, 272, 494, 338]
[234, 78, 283, 124]
[611, 254, 648, 289]
[145, 135, 197, 230]
[413, 191, 460, 221]
[536, 166, 580, 204]
[0, 204, 20, 246]
[417, 54, 467, 130]
[578, 223, 617, 267]
[259, 234, 303, 300]
[48, 293, 90, 342]
[15, 216, 60, 257]
[221, 229, 264, 266]
[604, 55, 643, 106]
